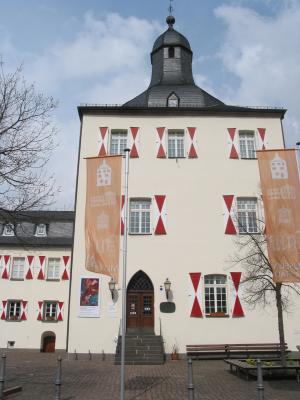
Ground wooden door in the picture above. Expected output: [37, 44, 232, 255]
[43, 335, 55, 353]
[127, 291, 154, 330]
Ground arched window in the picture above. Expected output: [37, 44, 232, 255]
[204, 274, 228, 315]
[168, 47, 175, 58]
[167, 93, 179, 107]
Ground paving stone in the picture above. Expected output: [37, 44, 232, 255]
[0, 350, 299, 399]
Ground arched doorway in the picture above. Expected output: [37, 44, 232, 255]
[127, 270, 154, 332]
[41, 331, 56, 353]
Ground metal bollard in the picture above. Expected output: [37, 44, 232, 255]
[54, 356, 62, 400]
[256, 359, 264, 400]
[0, 354, 6, 400]
[88, 350, 92, 360]
[102, 350, 105, 361]
[187, 358, 194, 400]
[74, 350, 78, 360]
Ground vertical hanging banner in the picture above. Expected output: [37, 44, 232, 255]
[257, 149, 300, 282]
[85, 156, 122, 282]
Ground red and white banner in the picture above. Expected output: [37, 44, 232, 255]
[85, 156, 122, 282]
[258, 149, 300, 282]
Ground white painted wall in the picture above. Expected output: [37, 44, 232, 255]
[68, 113, 300, 353]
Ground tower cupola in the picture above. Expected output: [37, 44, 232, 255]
[123, 16, 223, 108]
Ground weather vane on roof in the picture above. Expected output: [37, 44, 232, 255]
[168, 0, 174, 15]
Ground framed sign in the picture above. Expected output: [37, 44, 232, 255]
[78, 277, 100, 318]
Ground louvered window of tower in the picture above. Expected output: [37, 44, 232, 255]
[168, 47, 175, 58]
[167, 93, 179, 107]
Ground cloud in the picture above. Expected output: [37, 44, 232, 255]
[27, 12, 161, 94]
[215, 2, 300, 146]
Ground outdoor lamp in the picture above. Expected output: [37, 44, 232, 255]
[164, 278, 171, 300]
[296, 142, 300, 147]
[108, 277, 116, 300]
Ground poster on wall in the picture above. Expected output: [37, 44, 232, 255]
[78, 277, 100, 318]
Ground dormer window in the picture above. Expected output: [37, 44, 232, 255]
[168, 47, 175, 58]
[35, 223, 47, 237]
[3, 223, 14, 236]
[167, 93, 179, 107]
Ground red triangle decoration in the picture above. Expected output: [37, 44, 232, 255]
[156, 128, 166, 158]
[1, 300, 7, 320]
[4, 255, 10, 264]
[225, 217, 236, 235]
[155, 195, 165, 212]
[130, 143, 138, 158]
[26, 269, 33, 280]
[230, 272, 244, 317]
[189, 272, 201, 292]
[37, 301, 43, 320]
[63, 256, 70, 266]
[100, 127, 108, 139]
[157, 127, 165, 140]
[258, 128, 266, 142]
[227, 128, 236, 141]
[37, 269, 44, 280]
[187, 127, 196, 140]
[1, 269, 8, 279]
[190, 297, 203, 318]
[62, 269, 69, 280]
[155, 216, 166, 235]
[130, 127, 139, 139]
[230, 145, 239, 159]
[157, 144, 166, 158]
[223, 195, 234, 212]
[98, 144, 106, 157]
[188, 144, 197, 158]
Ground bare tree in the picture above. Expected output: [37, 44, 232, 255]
[230, 226, 300, 366]
[0, 59, 57, 214]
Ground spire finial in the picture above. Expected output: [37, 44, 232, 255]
[166, 0, 175, 28]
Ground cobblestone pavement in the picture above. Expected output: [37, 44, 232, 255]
[1, 350, 300, 400]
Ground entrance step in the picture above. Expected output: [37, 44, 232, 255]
[115, 333, 165, 365]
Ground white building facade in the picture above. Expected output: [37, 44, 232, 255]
[0, 211, 73, 351]
[67, 17, 300, 357]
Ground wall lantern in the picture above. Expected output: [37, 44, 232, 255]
[164, 278, 171, 300]
[108, 277, 116, 300]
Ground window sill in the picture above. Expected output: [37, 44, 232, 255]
[206, 313, 229, 318]
[6, 318, 21, 322]
[10, 278, 24, 281]
[167, 157, 186, 159]
[128, 233, 152, 236]
[240, 157, 257, 160]
[46, 279, 60, 282]
[42, 319, 58, 323]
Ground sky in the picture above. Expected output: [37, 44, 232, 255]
[1, 0, 299, 209]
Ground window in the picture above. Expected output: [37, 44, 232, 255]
[204, 275, 227, 315]
[168, 130, 184, 157]
[2, 223, 14, 236]
[129, 199, 151, 234]
[7, 300, 21, 321]
[167, 94, 179, 107]
[237, 198, 258, 234]
[239, 131, 256, 159]
[43, 301, 58, 321]
[110, 130, 127, 155]
[168, 47, 175, 58]
[11, 257, 25, 280]
[35, 223, 47, 236]
[47, 258, 60, 280]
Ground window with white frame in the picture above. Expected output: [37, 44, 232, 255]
[7, 300, 21, 320]
[43, 301, 58, 321]
[204, 274, 227, 315]
[129, 199, 151, 234]
[2, 223, 14, 236]
[11, 257, 25, 280]
[35, 223, 47, 236]
[239, 131, 256, 159]
[167, 130, 184, 158]
[47, 258, 60, 280]
[237, 198, 258, 234]
[110, 130, 127, 155]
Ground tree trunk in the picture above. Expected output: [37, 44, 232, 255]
[275, 283, 287, 366]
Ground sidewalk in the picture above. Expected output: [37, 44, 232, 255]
[2, 350, 300, 399]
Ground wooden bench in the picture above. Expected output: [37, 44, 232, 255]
[186, 343, 288, 360]
[224, 358, 300, 383]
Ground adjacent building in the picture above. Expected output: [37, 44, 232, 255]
[0, 211, 74, 351]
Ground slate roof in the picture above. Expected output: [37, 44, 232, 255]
[152, 28, 191, 53]
[0, 210, 74, 247]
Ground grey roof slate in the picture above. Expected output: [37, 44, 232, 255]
[0, 211, 74, 247]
